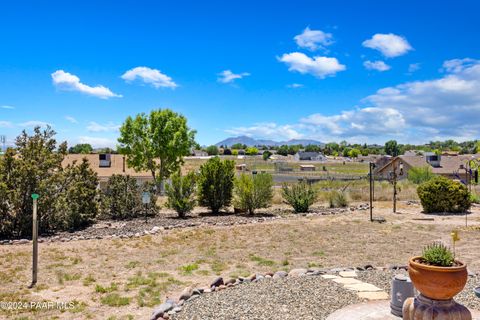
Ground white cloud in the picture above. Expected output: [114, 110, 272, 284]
[278, 52, 346, 79]
[65, 116, 78, 124]
[0, 121, 13, 128]
[294, 27, 333, 51]
[86, 121, 120, 132]
[1, 105, 15, 109]
[78, 136, 116, 148]
[287, 83, 304, 88]
[226, 123, 303, 140]
[362, 33, 412, 58]
[121, 66, 177, 88]
[217, 70, 250, 84]
[20, 121, 51, 128]
[51, 70, 122, 99]
[226, 58, 480, 144]
[408, 63, 421, 74]
[363, 60, 391, 71]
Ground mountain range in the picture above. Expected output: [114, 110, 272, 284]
[215, 136, 324, 147]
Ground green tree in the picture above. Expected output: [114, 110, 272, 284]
[408, 166, 435, 184]
[262, 150, 272, 161]
[277, 145, 289, 156]
[118, 109, 196, 193]
[165, 171, 196, 218]
[0, 127, 99, 238]
[348, 148, 361, 158]
[304, 144, 320, 152]
[68, 143, 93, 154]
[197, 157, 235, 214]
[206, 145, 219, 156]
[233, 173, 273, 215]
[245, 147, 259, 155]
[231, 143, 246, 150]
[384, 140, 399, 156]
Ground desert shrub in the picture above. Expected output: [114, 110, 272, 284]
[408, 166, 434, 184]
[282, 180, 318, 213]
[197, 157, 235, 214]
[233, 173, 273, 215]
[417, 176, 471, 213]
[101, 175, 150, 219]
[165, 171, 196, 218]
[326, 190, 349, 208]
[262, 151, 272, 161]
[55, 159, 99, 231]
[0, 127, 100, 238]
[205, 145, 219, 156]
[422, 242, 454, 267]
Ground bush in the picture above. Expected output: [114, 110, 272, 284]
[223, 148, 232, 155]
[422, 242, 454, 267]
[233, 173, 273, 215]
[55, 159, 99, 231]
[165, 171, 196, 218]
[282, 180, 318, 213]
[101, 175, 156, 219]
[326, 190, 349, 208]
[470, 193, 480, 204]
[197, 157, 235, 214]
[408, 166, 435, 184]
[262, 151, 272, 161]
[245, 147, 259, 156]
[206, 145, 219, 156]
[0, 127, 100, 238]
[417, 176, 471, 213]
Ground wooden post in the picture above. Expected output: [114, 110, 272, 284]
[29, 194, 39, 288]
[369, 163, 373, 222]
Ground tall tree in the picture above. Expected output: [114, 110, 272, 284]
[68, 143, 93, 154]
[118, 109, 196, 193]
[384, 140, 400, 156]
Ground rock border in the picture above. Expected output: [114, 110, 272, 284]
[0, 204, 369, 245]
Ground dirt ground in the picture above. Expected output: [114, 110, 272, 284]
[1, 202, 480, 320]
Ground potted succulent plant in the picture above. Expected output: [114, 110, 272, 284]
[408, 240, 468, 300]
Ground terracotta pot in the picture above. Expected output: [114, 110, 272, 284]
[408, 256, 468, 300]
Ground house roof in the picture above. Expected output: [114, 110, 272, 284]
[377, 154, 480, 175]
[62, 154, 151, 178]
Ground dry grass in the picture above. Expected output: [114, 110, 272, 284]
[1, 202, 479, 319]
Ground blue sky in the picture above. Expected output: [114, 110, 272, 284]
[1, 0, 480, 148]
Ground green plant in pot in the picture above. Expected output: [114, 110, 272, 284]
[408, 237, 467, 301]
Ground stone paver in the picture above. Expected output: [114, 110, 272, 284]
[332, 277, 363, 285]
[321, 274, 339, 279]
[339, 271, 357, 278]
[344, 283, 383, 292]
[358, 291, 390, 300]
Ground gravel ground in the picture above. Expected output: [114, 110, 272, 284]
[357, 269, 480, 310]
[171, 276, 363, 320]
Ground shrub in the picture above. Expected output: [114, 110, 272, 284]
[165, 171, 196, 218]
[101, 175, 153, 219]
[469, 193, 480, 204]
[233, 173, 273, 215]
[223, 148, 232, 155]
[408, 166, 435, 184]
[245, 147, 259, 156]
[421, 242, 454, 267]
[262, 151, 272, 161]
[326, 190, 349, 208]
[55, 159, 99, 231]
[417, 176, 471, 213]
[205, 145, 219, 156]
[197, 157, 235, 214]
[282, 180, 318, 213]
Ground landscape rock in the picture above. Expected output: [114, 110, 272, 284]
[273, 271, 288, 279]
[151, 302, 174, 320]
[178, 286, 193, 301]
[288, 268, 307, 277]
[210, 277, 224, 288]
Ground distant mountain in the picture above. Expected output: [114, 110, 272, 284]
[215, 136, 323, 147]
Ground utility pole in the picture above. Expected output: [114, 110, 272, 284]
[369, 162, 375, 222]
[29, 193, 39, 288]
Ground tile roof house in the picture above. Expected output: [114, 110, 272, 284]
[375, 153, 480, 181]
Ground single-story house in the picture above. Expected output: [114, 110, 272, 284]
[294, 151, 326, 161]
[62, 154, 153, 189]
[192, 150, 208, 157]
[375, 153, 479, 181]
